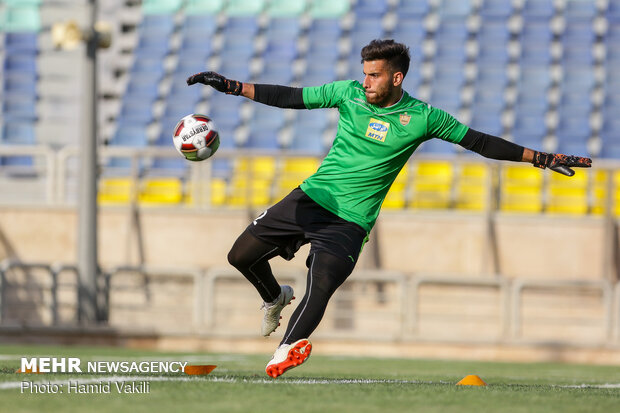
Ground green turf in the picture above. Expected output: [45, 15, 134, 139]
[1, 344, 619, 413]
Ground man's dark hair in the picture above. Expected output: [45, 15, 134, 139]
[360, 39, 410, 78]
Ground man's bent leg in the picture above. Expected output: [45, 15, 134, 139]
[280, 251, 355, 345]
[227, 229, 282, 302]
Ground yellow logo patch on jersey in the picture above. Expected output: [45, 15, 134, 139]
[365, 118, 390, 142]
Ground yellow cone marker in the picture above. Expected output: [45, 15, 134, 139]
[456, 375, 487, 386]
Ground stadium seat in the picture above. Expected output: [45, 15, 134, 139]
[138, 178, 184, 205]
[418, 138, 458, 155]
[521, 0, 555, 19]
[185, 0, 225, 14]
[382, 164, 409, 209]
[438, 0, 473, 18]
[4, 32, 38, 53]
[266, 0, 307, 17]
[226, 0, 266, 16]
[409, 160, 454, 209]
[499, 165, 544, 213]
[98, 178, 134, 204]
[455, 163, 490, 211]
[308, 0, 350, 18]
[142, 0, 183, 14]
[591, 170, 608, 215]
[274, 157, 320, 200]
[546, 168, 589, 215]
[476, 20, 511, 64]
[2, 5, 41, 32]
[354, 0, 389, 17]
[479, 0, 513, 18]
[229, 156, 277, 207]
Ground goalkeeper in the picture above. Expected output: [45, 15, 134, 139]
[187, 39, 591, 378]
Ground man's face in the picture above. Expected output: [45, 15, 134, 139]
[362, 59, 401, 107]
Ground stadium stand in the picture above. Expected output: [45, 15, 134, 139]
[0, 0, 617, 214]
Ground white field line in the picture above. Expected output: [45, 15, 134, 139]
[1, 374, 619, 390]
[0, 354, 247, 362]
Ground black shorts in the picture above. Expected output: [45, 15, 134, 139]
[247, 187, 369, 264]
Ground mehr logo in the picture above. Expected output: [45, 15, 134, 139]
[365, 118, 390, 142]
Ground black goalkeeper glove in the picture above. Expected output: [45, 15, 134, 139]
[186, 71, 242, 95]
[532, 151, 592, 176]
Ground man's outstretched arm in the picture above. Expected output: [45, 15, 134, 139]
[187, 71, 305, 109]
[458, 128, 592, 177]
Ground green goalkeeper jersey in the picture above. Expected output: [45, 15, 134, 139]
[299, 80, 468, 233]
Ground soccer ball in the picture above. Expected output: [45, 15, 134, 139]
[172, 114, 220, 161]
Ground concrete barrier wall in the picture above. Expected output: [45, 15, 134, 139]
[0, 207, 610, 281]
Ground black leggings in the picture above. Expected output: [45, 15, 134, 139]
[228, 229, 355, 345]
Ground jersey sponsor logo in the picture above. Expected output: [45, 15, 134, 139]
[399, 113, 411, 126]
[365, 118, 390, 142]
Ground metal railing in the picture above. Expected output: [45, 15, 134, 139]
[2, 258, 618, 346]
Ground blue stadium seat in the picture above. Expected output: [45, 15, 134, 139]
[124, 79, 159, 101]
[182, 14, 218, 39]
[479, 0, 513, 18]
[256, 62, 294, 84]
[599, 141, 620, 159]
[289, 129, 326, 153]
[129, 57, 165, 77]
[245, 131, 280, 149]
[2, 121, 36, 145]
[476, 20, 511, 64]
[4, 55, 37, 75]
[217, 62, 251, 82]
[555, 140, 590, 158]
[470, 114, 503, 136]
[350, 16, 385, 52]
[354, 0, 389, 17]
[391, 19, 426, 47]
[3, 73, 37, 97]
[418, 138, 457, 154]
[402, 70, 422, 96]
[110, 123, 149, 147]
[167, 75, 202, 103]
[150, 156, 189, 177]
[564, 0, 597, 20]
[4, 32, 38, 54]
[438, 0, 472, 19]
[2, 95, 37, 121]
[511, 115, 546, 146]
[555, 117, 591, 143]
[433, 21, 468, 63]
[251, 105, 286, 133]
[522, 0, 555, 19]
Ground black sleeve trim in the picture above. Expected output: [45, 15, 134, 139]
[253, 84, 306, 109]
[458, 128, 524, 162]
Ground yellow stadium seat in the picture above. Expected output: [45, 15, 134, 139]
[382, 164, 409, 209]
[98, 178, 133, 204]
[546, 169, 588, 215]
[589, 170, 608, 215]
[500, 165, 543, 213]
[210, 178, 227, 206]
[138, 178, 183, 205]
[228, 177, 272, 207]
[235, 156, 277, 180]
[455, 163, 489, 211]
[274, 157, 320, 201]
[410, 161, 453, 209]
[228, 157, 277, 207]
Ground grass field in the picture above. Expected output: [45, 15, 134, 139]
[1, 344, 619, 413]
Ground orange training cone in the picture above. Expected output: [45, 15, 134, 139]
[184, 365, 217, 375]
[456, 375, 487, 386]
